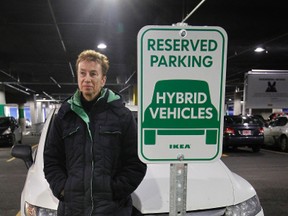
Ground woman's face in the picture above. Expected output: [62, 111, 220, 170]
[77, 60, 106, 101]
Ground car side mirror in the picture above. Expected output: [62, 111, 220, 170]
[11, 144, 33, 169]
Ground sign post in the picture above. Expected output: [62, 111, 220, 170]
[169, 163, 187, 216]
[137, 24, 227, 215]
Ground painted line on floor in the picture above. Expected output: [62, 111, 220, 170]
[261, 148, 288, 156]
[6, 157, 15, 162]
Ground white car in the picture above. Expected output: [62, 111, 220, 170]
[11, 107, 264, 216]
[264, 115, 288, 152]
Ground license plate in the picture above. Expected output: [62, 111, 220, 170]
[242, 130, 251, 135]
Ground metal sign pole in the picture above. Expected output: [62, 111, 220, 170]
[169, 163, 188, 216]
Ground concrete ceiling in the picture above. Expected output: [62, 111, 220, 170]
[0, 0, 287, 104]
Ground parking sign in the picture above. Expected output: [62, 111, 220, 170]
[137, 25, 227, 163]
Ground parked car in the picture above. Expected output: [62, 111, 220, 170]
[263, 116, 288, 152]
[223, 115, 264, 152]
[11, 108, 264, 216]
[0, 116, 22, 147]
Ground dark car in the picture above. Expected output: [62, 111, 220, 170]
[0, 116, 22, 147]
[223, 115, 264, 152]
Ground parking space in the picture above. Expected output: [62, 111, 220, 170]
[222, 147, 288, 216]
[0, 134, 40, 216]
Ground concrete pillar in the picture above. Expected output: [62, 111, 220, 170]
[29, 95, 37, 125]
[233, 91, 242, 115]
[18, 103, 26, 132]
[28, 95, 45, 135]
[0, 86, 6, 116]
[28, 96, 44, 124]
[36, 101, 42, 123]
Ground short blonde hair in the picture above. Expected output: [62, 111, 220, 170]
[76, 50, 109, 76]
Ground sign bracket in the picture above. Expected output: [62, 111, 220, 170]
[180, 0, 206, 24]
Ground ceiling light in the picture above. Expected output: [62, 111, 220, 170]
[97, 43, 107, 49]
[50, 76, 62, 88]
[254, 47, 265, 52]
[4, 83, 30, 95]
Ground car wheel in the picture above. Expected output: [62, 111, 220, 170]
[280, 137, 288, 152]
[252, 145, 260, 153]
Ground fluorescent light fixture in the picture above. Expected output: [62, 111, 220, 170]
[4, 83, 30, 95]
[50, 76, 61, 88]
[42, 91, 59, 102]
[254, 47, 265, 52]
[97, 43, 107, 49]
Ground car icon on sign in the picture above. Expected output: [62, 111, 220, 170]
[141, 79, 221, 161]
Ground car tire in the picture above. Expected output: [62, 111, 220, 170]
[280, 137, 288, 152]
[252, 145, 260, 153]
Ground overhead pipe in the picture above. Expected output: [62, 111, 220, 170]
[3, 83, 30, 95]
[181, 0, 206, 24]
[47, 0, 75, 78]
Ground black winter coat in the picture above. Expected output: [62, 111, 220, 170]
[44, 89, 147, 216]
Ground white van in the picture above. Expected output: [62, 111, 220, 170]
[12, 107, 264, 216]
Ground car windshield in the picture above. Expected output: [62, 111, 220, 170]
[0, 118, 10, 127]
[226, 116, 261, 125]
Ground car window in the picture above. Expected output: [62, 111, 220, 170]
[275, 117, 288, 127]
[233, 117, 244, 124]
[269, 120, 277, 127]
[11, 117, 18, 125]
[0, 117, 10, 127]
[227, 116, 261, 125]
[248, 117, 261, 125]
[224, 116, 234, 124]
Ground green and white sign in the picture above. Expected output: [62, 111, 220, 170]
[137, 25, 227, 163]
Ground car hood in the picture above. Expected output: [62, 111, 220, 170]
[22, 130, 256, 214]
[21, 163, 59, 210]
[23, 159, 256, 214]
[132, 160, 256, 213]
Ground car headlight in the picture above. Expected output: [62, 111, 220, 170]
[24, 201, 57, 216]
[2, 127, 12, 135]
[225, 195, 262, 216]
